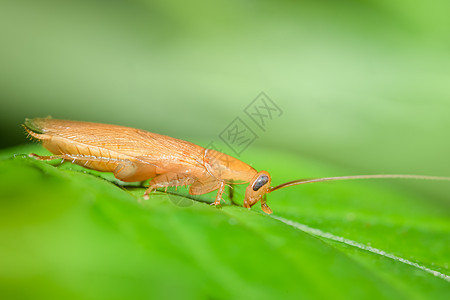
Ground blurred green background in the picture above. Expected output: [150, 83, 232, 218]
[1, 1, 450, 299]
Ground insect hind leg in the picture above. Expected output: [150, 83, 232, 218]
[29, 153, 56, 160]
[143, 173, 195, 200]
[29, 153, 70, 161]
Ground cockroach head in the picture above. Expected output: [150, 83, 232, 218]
[244, 171, 272, 214]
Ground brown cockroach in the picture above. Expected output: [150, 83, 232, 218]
[23, 117, 450, 214]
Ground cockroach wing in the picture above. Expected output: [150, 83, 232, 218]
[29, 118, 206, 173]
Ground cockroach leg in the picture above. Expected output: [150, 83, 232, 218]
[212, 181, 226, 206]
[29, 153, 63, 161]
[227, 184, 239, 206]
[143, 173, 195, 200]
[30, 153, 76, 166]
[143, 187, 155, 200]
[260, 195, 272, 214]
[228, 184, 234, 199]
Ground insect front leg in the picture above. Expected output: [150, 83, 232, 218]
[212, 181, 226, 206]
[143, 173, 195, 200]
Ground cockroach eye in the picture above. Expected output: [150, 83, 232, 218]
[253, 174, 269, 191]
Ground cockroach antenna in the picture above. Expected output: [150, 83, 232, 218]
[270, 174, 450, 192]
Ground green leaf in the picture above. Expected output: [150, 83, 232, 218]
[0, 145, 448, 300]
